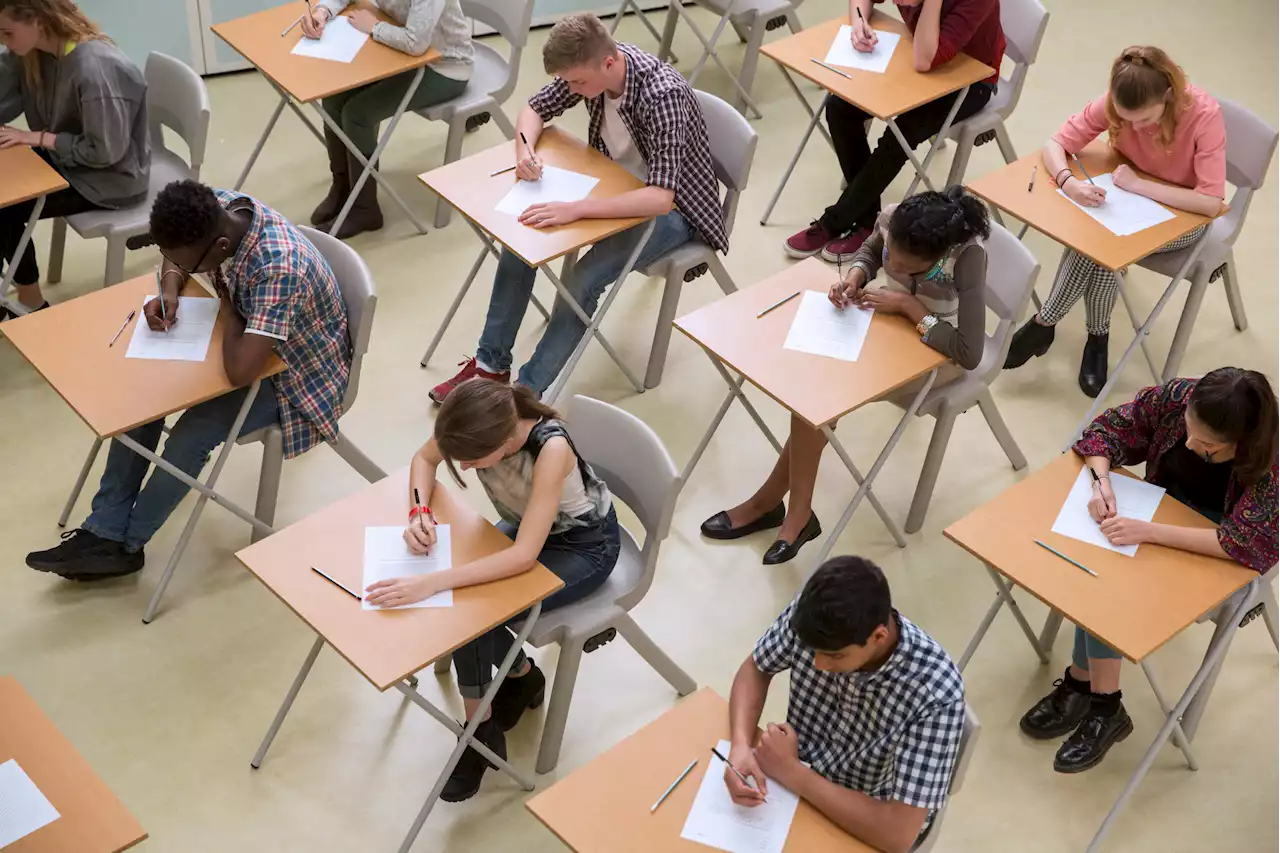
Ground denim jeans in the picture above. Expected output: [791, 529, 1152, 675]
[453, 507, 621, 698]
[1072, 625, 1123, 670]
[475, 210, 693, 394]
[83, 380, 280, 552]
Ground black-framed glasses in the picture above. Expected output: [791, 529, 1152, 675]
[159, 233, 220, 277]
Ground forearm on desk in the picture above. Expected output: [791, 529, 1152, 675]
[911, 0, 944, 71]
[787, 769, 926, 853]
[575, 185, 675, 220]
[728, 657, 772, 749]
[516, 107, 545, 153]
[1132, 180, 1224, 217]
[1150, 524, 1230, 560]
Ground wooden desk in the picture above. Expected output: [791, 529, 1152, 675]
[676, 257, 947, 560]
[760, 14, 994, 224]
[528, 688, 875, 853]
[0, 147, 69, 312]
[0, 677, 146, 853]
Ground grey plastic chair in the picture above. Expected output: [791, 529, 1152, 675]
[1135, 97, 1278, 381]
[415, 0, 532, 228]
[939, 0, 1048, 189]
[909, 705, 981, 853]
[641, 90, 757, 389]
[47, 52, 210, 288]
[889, 222, 1040, 533]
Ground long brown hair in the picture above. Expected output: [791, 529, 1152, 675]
[1189, 367, 1279, 486]
[0, 0, 108, 86]
[1105, 46, 1191, 152]
[434, 379, 560, 487]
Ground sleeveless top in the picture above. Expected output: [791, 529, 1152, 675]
[474, 419, 613, 535]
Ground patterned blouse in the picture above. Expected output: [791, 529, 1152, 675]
[1073, 379, 1279, 572]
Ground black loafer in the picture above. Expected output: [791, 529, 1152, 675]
[1003, 318, 1056, 369]
[701, 502, 785, 541]
[1054, 703, 1133, 774]
[1078, 332, 1109, 398]
[763, 514, 822, 565]
[1020, 676, 1092, 740]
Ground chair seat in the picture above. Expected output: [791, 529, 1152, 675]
[64, 150, 192, 240]
[415, 44, 508, 121]
[940, 90, 1014, 141]
[886, 336, 1003, 415]
[236, 424, 278, 447]
[1135, 229, 1229, 280]
[638, 239, 713, 277]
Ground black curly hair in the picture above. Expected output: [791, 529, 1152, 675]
[887, 186, 991, 261]
[149, 179, 223, 251]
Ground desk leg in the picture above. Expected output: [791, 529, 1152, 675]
[761, 74, 835, 226]
[959, 565, 1050, 672]
[681, 357, 783, 485]
[58, 436, 105, 528]
[890, 85, 969, 197]
[0, 194, 46, 314]
[1139, 660, 1198, 770]
[678, 1, 763, 119]
[1114, 271, 1162, 382]
[611, 0, 678, 63]
[234, 96, 289, 191]
[251, 636, 326, 769]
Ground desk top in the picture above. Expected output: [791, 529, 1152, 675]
[944, 453, 1256, 661]
[1, 276, 285, 438]
[964, 142, 1218, 271]
[761, 15, 994, 120]
[527, 688, 876, 853]
[235, 469, 564, 691]
[417, 126, 648, 268]
[211, 0, 441, 104]
[0, 677, 147, 853]
[674, 257, 947, 428]
[0, 146, 69, 209]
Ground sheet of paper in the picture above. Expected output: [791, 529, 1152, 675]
[823, 26, 901, 74]
[125, 295, 219, 362]
[1057, 172, 1176, 236]
[782, 290, 874, 362]
[494, 165, 600, 217]
[1050, 467, 1167, 557]
[0, 759, 60, 847]
[362, 525, 454, 610]
[680, 740, 800, 853]
[291, 16, 370, 64]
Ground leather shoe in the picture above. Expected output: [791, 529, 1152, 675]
[701, 502, 785, 541]
[1019, 676, 1091, 740]
[763, 513, 822, 565]
[1054, 702, 1132, 773]
[1078, 332, 1109, 398]
[1003, 318, 1055, 369]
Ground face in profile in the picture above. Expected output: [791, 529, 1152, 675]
[811, 624, 890, 674]
[0, 11, 41, 56]
[1113, 94, 1169, 131]
[557, 54, 619, 100]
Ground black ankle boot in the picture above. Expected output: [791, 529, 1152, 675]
[1078, 332, 1109, 398]
[491, 660, 546, 731]
[1004, 319, 1055, 369]
[440, 717, 506, 802]
[1054, 695, 1132, 773]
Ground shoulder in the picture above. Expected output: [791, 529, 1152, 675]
[623, 44, 695, 108]
[72, 40, 144, 82]
[1181, 84, 1225, 138]
[1155, 377, 1197, 408]
[899, 616, 965, 707]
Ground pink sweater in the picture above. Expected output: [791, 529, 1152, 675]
[1052, 84, 1227, 199]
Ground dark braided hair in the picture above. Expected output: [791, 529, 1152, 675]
[887, 186, 991, 261]
[149, 179, 222, 251]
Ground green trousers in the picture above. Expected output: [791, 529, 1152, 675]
[321, 65, 467, 157]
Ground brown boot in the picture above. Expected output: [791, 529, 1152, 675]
[311, 127, 351, 228]
[332, 151, 383, 240]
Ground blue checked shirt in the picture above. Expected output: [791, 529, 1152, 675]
[753, 605, 965, 820]
[212, 190, 350, 459]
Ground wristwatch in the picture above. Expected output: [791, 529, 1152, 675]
[915, 314, 938, 338]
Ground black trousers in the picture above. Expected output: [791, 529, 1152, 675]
[818, 82, 994, 235]
[0, 179, 101, 286]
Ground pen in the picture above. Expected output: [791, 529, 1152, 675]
[413, 487, 437, 526]
[109, 310, 135, 347]
[1070, 152, 1097, 187]
[757, 290, 801, 318]
[1027, 164, 1037, 192]
[650, 759, 698, 813]
[1087, 467, 1113, 514]
[155, 269, 167, 327]
[311, 565, 361, 600]
[1034, 539, 1099, 577]
[711, 747, 766, 802]
[810, 58, 852, 79]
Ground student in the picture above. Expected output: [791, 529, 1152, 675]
[1021, 368, 1277, 773]
[725, 556, 964, 853]
[303, 0, 473, 239]
[0, 0, 149, 314]
[703, 188, 989, 564]
[783, 0, 1003, 263]
[1004, 46, 1227, 397]
[365, 378, 620, 801]
[25, 180, 351, 580]
[428, 13, 727, 403]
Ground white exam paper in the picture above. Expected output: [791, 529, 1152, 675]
[495, 166, 600, 217]
[291, 16, 369, 64]
[1050, 467, 1166, 557]
[783, 290, 874, 362]
[680, 740, 800, 853]
[362, 525, 454, 610]
[125, 295, 219, 362]
[0, 759, 60, 847]
[1057, 172, 1176, 237]
[824, 26, 901, 74]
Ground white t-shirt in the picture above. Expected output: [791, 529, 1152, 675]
[601, 89, 648, 182]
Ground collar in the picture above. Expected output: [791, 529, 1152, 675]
[63, 40, 77, 57]
[216, 195, 260, 295]
[854, 611, 910, 684]
[616, 44, 641, 115]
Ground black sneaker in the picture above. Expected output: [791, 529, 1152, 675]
[26, 529, 144, 580]
[440, 717, 506, 803]
[1054, 702, 1133, 773]
[492, 660, 546, 731]
[1019, 676, 1091, 740]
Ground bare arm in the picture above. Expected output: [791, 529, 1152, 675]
[1149, 524, 1231, 560]
[729, 656, 771, 751]
[515, 105, 545, 164]
[1124, 177, 1225, 217]
[408, 438, 443, 510]
[787, 770, 927, 853]
[912, 0, 944, 72]
[574, 185, 675, 220]
[220, 310, 276, 388]
[1043, 139, 1071, 182]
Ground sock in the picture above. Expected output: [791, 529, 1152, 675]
[1090, 689, 1122, 717]
[475, 358, 500, 375]
[1063, 668, 1091, 694]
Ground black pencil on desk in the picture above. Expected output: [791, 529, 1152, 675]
[311, 566, 361, 600]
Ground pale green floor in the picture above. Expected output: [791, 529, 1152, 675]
[0, 1, 1276, 851]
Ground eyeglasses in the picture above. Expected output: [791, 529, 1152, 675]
[159, 233, 220, 277]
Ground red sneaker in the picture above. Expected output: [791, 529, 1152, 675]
[429, 357, 510, 404]
[783, 221, 835, 259]
[821, 227, 874, 264]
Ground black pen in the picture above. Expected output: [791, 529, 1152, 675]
[711, 747, 766, 802]
[311, 566, 361, 600]
[1087, 467, 1113, 514]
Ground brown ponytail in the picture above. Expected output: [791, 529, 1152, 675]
[1189, 368, 1279, 485]
[433, 379, 561, 487]
[1104, 46, 1191, 152]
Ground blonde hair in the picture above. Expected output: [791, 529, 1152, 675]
[542, 13, 616, 74]
[1105, 46, 1191, 152]
[433, 379, 560, 487]
[0, 0, 108, 87]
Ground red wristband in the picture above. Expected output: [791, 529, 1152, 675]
[408, 506, 422, 520]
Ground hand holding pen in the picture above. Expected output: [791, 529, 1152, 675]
[515, 131, 542, 181]
[1087, 467, 1117, 522]
[403, 487, 438, 555]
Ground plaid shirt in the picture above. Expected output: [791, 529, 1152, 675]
[753, 605, 965, 819]
[212, 190, 350, 459]
[528, 43, 728, 253]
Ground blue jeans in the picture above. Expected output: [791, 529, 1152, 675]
[83, 381, 280, 552]
[1072, 625, 1123, 670]
[475, 210, 693, 394]
[453, 507, 621, 698]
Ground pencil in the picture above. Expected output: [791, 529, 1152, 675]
[1027, 164, 1037, 192]
[757, 290, 801, 318]
[311, 565, 362, 599]
[109, 310, 135, 347]
[489, 164, 517, 177]
[281, 15, 303, 37]
[1070, 153, 1097, 187]
[1034, 539, 1099, 577]
[650, 759, 698, 813]
[810, 58, 852, 79]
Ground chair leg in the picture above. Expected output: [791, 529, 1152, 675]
[1221, 254, 1247, 332]
[706, 253, 737, 295]
[1161, 267, 1211, 383]
[658, 4, 679, 62]
[252, 432, 284, 544]
[784, 9, 802, 33]
[490, 107, 516, 140]
[644, 266, 685, 390]
[103, 233, 127, 288]
[615, 613, 697, 696]
[904, 407, 957, 535]
[944, 130, 976, 189]
[978, 388, 1027, 470]
[330, 431, 387, 484]
[993, 122, 1018, 164]
[735, 16, 766, 115]
[535, 640, 585, 774]
[434, 654, 452, 675]
[1261, 580, 1279, 651]
[433, 118, 469, 229]
[47, 218, 68, 285]
[730, 15, 749, 43]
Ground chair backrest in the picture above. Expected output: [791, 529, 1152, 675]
[143, 52, 211, 177]
[461, 0, 534, 105]
[695, 90, 758, 239]
[908, 705, 981, 853]
[992, 0, 1048, 118]
[974, 221, 1040, 383]
[564, 395, 681, 609]
[1209, 97, 1279, 248]
[297, 226, 377, 414]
